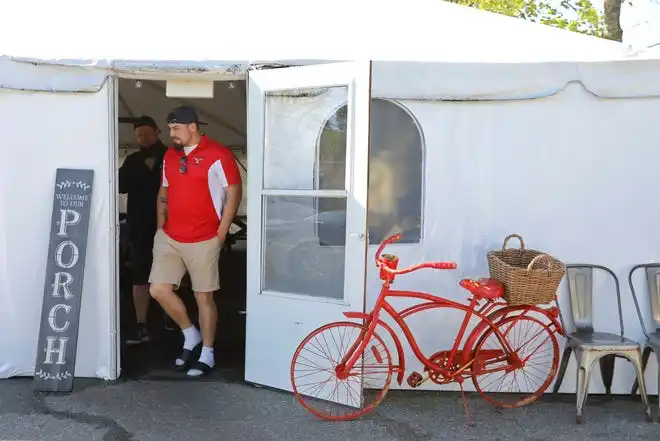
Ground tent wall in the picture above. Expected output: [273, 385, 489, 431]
[364, 61, 660, 394]
[0, 61, 116, 379]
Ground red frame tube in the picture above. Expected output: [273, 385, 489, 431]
[340, 286, 522, 376]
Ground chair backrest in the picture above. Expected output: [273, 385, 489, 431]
[564, 264, 624, 337]
[629, 263, 660, 335]
[645, 266, 660, 331]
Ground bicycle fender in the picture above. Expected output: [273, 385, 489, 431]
[343, 311, 406, 386]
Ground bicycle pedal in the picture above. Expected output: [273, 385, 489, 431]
[406, 372, 426, 388]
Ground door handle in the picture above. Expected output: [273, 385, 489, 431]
[238, 310, 247, 316]
[349, 232, 366, 240]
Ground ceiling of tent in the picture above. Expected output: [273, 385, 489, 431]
[117, 79, 246, 154]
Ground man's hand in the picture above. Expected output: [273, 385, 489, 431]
[217, 225, 229, 243]
[216, 184, 242, 245]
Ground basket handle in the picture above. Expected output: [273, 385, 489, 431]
[501, 234, 525, 254]
[526, 254, 553, 276]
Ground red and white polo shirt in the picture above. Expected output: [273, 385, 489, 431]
[161, 135, 241, 243]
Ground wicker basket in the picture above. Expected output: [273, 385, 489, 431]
[487, 234, 566, 306]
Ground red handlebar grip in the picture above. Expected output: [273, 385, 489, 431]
[385, 233, 402, 244]
[432, 262, 457, 270]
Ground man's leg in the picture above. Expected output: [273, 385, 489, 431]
[149, 284, 192, 329]
[125, 241, 154, 345]
[124, 285, 151, 345]
[133, 284, 150, 324]
[195, 291, 217, 350]
[148, 230, 201, 368]
[182, 235, 222, 377]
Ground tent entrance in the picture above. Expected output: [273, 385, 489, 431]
[116, 78, 248, 381]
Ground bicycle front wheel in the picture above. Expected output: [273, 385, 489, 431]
[471, 315, 559, 408]
[290, 321, 393, 421]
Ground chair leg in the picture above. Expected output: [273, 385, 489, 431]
[575, 348, 595, 424]
[631, 346, 652, 396]
[553, 346, 572, 395]
[647, 344, 660, 420]
[599, 354, 616, 396]
[629, 348, 653, 422]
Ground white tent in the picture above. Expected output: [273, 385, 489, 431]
[1, 0, 627, 63]
[2, 0, 660, 406]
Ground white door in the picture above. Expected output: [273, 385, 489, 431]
[245, 61, 373, 400]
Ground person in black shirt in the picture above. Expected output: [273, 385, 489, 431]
[119, 116, 167, 344]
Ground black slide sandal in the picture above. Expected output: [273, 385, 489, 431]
[174, 343, 201, 371]
[186, 361, 214, 378]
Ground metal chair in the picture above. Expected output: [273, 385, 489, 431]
[629, 263, 660, 418]
[552, 264, 651, 423]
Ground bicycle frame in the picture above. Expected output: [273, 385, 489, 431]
[338, 282, 532, 384]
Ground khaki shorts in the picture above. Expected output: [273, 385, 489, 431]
[149, 229, 222, 292]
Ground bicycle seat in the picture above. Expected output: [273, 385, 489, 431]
[459, 278, 504, 299]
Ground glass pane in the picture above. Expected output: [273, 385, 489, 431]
[263, 86, 348, 190]
[262, 195, 346, 299]
[317, 99, 424, 244]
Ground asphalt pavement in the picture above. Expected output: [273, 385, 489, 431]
[0, 371, 658, 441]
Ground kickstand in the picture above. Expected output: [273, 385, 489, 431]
[458, 381, 474, 426]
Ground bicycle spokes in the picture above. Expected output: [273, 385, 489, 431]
[471, 315, 559, 408]
[290, 322, 393, 421]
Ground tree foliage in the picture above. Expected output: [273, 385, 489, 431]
[449, 0, 611, 38]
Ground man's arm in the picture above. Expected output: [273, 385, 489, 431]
[156, 157, 169, 229]
[156, 186, 168, 229]
[211, 150, 243, 241]
[217, 184, 242, 239]
[118, 154, 133, 194]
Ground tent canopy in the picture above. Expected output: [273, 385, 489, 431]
[1, 0, 628, 68]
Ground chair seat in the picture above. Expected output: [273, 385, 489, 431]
[568, 331, 639, 350]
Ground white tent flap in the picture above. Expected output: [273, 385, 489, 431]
[0, 66, 115, 379]
[372, 59, 660, 100]
[0, 58, 108, 93]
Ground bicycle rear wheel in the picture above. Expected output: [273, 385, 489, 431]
[471, 315, 559, 408]
[290, 321, 393, 421]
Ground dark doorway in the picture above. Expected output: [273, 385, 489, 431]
[119, 222, 247, 382]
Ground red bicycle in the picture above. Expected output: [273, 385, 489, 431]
[290, 234, 564, 422]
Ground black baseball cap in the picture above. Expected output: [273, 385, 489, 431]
[166, 106, 207, 125]
[133, 115, 159, 130]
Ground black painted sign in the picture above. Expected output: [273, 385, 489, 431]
[33, 169, 94, 392]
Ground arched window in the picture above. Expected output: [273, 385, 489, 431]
[317, 98, 424, 244]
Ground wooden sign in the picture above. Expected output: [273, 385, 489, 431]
[33, 169, 94, 392]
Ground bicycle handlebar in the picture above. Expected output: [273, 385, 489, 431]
[379, 260, 457, 275]
[374, 234, 457, 275]
[374, 233, 402, 261]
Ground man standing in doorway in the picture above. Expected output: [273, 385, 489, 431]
[149, 105, 242, 377]
[119, 116, 167, 345]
